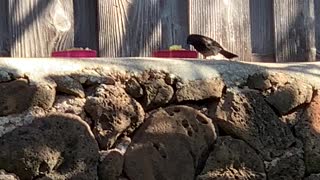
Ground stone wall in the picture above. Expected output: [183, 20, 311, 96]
[0, 58, 320, 180]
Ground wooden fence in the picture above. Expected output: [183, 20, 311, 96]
[0, 0, 319, 62]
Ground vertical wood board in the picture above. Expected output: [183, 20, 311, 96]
[8, 0, 74, 57]
[273, 0, 316, 62]
[189, 0, 252, 61]
[73, 0, 98, 51]
[0, 0, 9, 56]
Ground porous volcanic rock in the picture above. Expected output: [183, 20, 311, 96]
[51, 75, 85, 98]
[266, 80, 313, 115]
[264, 145, 305, 180]
[141, 78, 174, 110]
[197, 136, 266, 180]
[32, 82, 56, 110]
[98, 150, 124, 180]
[124, 105, 217, 180]
[0, 70, 12, 82]
[175, 78, 225, 102]
[295, 91, 320, 174]
[214, 89, 296, 161]
[0, 107, 45, 137]
[85, 84, 145, 149]
[0, 169, 19, 180]
[305, 174, 320, 180]
[247, 72, 272, 91]
[0, 79, 55, 116]
[125, 78, 144, 99]
[0, 113, 99, 180]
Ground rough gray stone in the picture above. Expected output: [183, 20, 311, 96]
[51, 76, 85, 98]
[98, 151, 123, 180]
[280, 108, 305, 128]
[0, 79, 56, 116]
[124, 105, 217, 180]
[32, 82, 56, 110]
[197, 136, 266, 180]
[0, 70, 12, 82]
[295, 91, 320, 174]
[0, 107, 45, 137]
[0, 79, 35, 116]
[50, 95, 92, 126]
[266, 81, 313, 115]
[85, 84, 145, 149]
[197, 167, 264, 180]
[247, 72, 272, 91]
[214, 89, 296, 161]
[0, 113, 99, 180]
[305, 174, 320, 180]
[175, 78, 225, 102]
[125, 78, 144, 99]
[0, 169, 19, 180]
[141, 78, 174, 110]
[72, 72, 116, 86]
[98, 136, 131, 180]
[264, 145, 305, 180]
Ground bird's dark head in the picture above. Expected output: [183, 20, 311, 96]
[187, 34, 213, 45]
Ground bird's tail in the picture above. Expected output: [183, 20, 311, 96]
[220, 49, 238, 59]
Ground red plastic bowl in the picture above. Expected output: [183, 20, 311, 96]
[152, 50, 198, 58]
[51, 50, 97, 58]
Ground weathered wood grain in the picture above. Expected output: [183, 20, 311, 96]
[8, 0, 74, 57]
[0, 0, 9, 56]
[273, 0, 316, 62]
[98, 0, 188, 57]
[315, 0, 320, 59]
[250, 0, 274, 58]
[160, 0, 189, 49]
[189, 0, 252, 61]
[73, 0, 97, 51]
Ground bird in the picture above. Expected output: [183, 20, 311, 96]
[187, 34, 238, 60]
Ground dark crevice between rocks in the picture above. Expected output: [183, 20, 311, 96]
[194, 142, 215, 179]
[263, 99, 282, 117]
[121, 168, 131, 180]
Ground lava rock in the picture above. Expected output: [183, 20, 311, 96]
[0, 113, 99, 179]
[264, 145, 305, 180]
[0, 70, 12, 83]
[124, 105, 217, 180]
[141, 78, 174, 110]
[247, 72, 272, 91]
[266, 81, 313, 115]
[125, 78, 144, 99]
[0, 79, 56, 115]
[214, 89, 296, 161]
[85, 84, 145, 149]
[51, 76, 85, 98]
[197, 136, 266, 180]
[0, 107, 45, 137]
[0, 169, 19, 180]
[175, 78, 225, 102]
[295, 91, 320, 174]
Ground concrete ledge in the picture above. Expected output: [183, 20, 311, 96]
[0, 57, 320, 88]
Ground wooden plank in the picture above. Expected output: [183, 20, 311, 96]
[315, 0, 320, 58]
[189, 0, 252, 61]
[250, 0, 274, 58]
[0, 0, 9, 56]
[273, 0, 316, 62]
[98, 0, 188, 57]
[73, 0, 97, 51]
[8, 0, 74, 57]
[160, 0, 189, 49]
